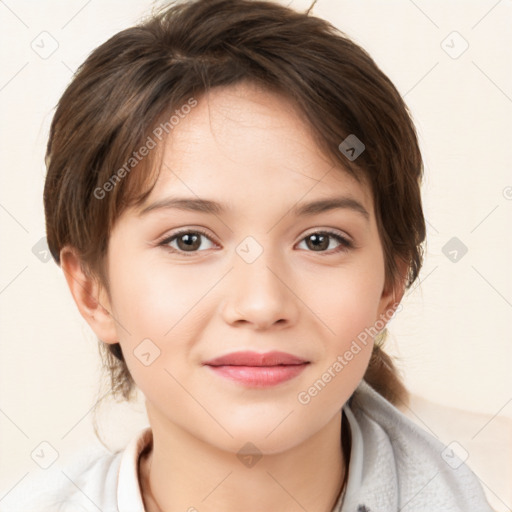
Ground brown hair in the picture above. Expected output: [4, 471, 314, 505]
[44, 0, 425, 412]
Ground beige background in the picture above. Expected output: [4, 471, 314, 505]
[0, 0, 510, 510]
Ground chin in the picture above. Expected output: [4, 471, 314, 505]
[211, 415, 319, 454]
[214, 430, 306, 457]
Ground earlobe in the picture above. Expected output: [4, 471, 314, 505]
[59, 246, 118, 344]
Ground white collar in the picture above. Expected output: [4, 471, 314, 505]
[115, 408, 361, 512]
[114, 379, 492, 512]
[117, 426, 152, 512]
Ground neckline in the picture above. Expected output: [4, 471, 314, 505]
[121, 399, 359, 512]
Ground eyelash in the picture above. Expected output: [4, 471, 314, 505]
[157, 228, 353, 257]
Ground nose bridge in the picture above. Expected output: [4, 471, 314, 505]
[222, 238, 296, 328]
[237, 250, 282, 295]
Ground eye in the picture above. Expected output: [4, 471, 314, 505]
[157, 228, 353, 256]
[158, 229, 217, 255]
[297, 230, 353, 254]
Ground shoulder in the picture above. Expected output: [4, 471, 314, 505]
[3, 446, 122, 512]
[341, 379, 493, 512]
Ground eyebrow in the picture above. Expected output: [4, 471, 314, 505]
[293, 197, 369, 219]
[138, 196, 370, 220]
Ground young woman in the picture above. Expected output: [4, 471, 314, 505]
[22, 0, 493, 510]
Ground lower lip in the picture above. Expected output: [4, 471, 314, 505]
[206, 364, 308, 387]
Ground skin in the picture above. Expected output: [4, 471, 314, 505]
[62, 80, 405, 512]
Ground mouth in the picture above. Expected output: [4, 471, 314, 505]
[203, 351, 310, 388]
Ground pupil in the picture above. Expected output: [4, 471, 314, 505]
[309, 234, 328, 251]
[180, 233, 199, 250]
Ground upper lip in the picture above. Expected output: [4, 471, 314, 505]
[204, 351, 309, 367]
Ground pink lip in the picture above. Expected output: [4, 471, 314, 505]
[204, 350, 308, 367]
[204, 351, 309, 388]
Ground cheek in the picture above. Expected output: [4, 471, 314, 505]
[305, 253, 385, 387]
[298, 273, 381, 411]
[106, 255, 215, 384]
[312, 263, 385, 342]
[108, 254, 208, 338]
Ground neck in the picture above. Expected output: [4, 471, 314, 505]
[139, 410, 349, 512]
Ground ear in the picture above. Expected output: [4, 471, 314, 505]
[377, 257, 409, 322]
[60, 246, 118, 345]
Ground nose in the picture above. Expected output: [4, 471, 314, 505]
[220, 251, 299, 331]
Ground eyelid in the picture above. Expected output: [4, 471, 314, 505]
[297, 229, 354, 254]
[156, 227, 218, 248]
[300, 227, 353, 244]
[156, 227, 355, 256]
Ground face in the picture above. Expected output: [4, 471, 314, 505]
[102, 81, 398, 454]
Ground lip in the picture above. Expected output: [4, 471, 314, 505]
[204, 350, 308, 367]
[203, 351, 309, 388]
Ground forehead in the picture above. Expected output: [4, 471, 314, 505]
[138, 82, 374, 218]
